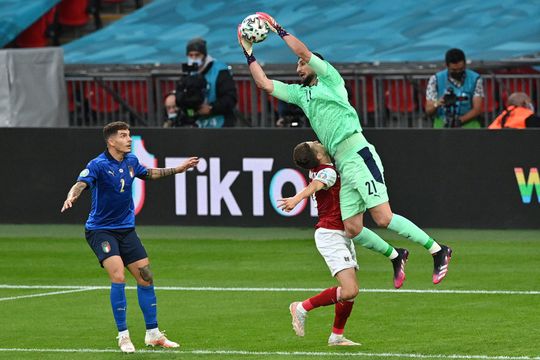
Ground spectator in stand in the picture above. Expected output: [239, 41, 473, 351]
[175, 38, 237, 128]
[488, 92, 540, 129]
[425, 48, 484, 128]
[162, 91, 180, 128]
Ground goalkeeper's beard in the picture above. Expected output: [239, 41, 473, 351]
[302, 73, 316, 87]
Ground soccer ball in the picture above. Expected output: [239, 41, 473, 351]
[240, 14, 269, 43]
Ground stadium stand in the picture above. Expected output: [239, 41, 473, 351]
[61, 0, 540, 64]
[0, 0, 60, 47]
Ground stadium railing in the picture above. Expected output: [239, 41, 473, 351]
[64, 62, 540, 128]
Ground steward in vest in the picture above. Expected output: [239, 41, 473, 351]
[425, 48, 484, 128]
[182, 38, 237, 128]
[489, 92, 540, 129]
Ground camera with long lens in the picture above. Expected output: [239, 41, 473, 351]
[442, 88, 469, 128]
[173, 62, 208, 127]
[442, 87, 468, 107]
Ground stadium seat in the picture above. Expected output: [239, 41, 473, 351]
[384, 79, 416, 113]
[364, 76, 376, 113]
[118, 81, 149, 114]
[482, 77, 499, 113]
[57, 0, 89, 27]
[85, 81, 120, 113]
[15, 6, 57, 48]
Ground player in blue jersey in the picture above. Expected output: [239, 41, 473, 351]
[61, 121, 198, 353]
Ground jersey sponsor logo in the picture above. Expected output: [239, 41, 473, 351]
[101, 241, 111, 253]
[107, 170, 115, 176]
[79, 169, 90, 177]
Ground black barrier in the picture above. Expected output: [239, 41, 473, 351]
[0, 128, 538, 228]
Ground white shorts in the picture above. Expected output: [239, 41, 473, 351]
[314, 228, 358, 277]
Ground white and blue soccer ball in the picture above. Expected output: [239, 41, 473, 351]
[240, 14, 269, 43]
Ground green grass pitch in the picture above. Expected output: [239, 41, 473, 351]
[0, 225, 539, 360]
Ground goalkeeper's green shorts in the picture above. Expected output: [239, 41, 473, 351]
[334, 132, 389, 220]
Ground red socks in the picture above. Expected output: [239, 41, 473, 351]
[302, 287, 338, 311]
[332, 300, 354, 334]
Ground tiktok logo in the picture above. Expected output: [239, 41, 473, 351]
[514, 167, 540, 204]
[131, 136, 157, 215]
[129, 136, 318, 218]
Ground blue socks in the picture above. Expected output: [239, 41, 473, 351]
[110, 283, 127, 332]
[137, 284, 158, 330]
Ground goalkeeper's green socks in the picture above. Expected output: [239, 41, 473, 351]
[387, 214, 441, 254]
[352, 227, 398, 259]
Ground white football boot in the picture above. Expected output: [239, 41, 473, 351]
[289, 302, 307, 337]
[144, 329, 180, 348]
[328, 333, 361, 346]
[117, 333, 135, 353]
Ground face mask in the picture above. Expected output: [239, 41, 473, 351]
[167, 112, 178, 120]
[450, 71, 464, 81]
[187, 57, 203, 67]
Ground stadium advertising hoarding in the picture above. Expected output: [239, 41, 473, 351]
[0, 128, 538, 228]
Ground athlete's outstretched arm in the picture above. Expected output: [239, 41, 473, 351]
[256, 12, 312, 63]
[61, 181, 87, 212]
[277, 180, 325, 212]
[146, 157, 199, 180]
[237, 24, 274, 94]
[248, 61, 274, 94]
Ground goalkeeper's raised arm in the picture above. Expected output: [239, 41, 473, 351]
[237, 23, 275, 95]
[256, 12, 313, 64]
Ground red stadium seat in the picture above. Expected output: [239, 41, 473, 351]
[482, 77, 498, 113]
[364, 76, 376, 113]
[66, 82, 76, 112]
[118, 82, 148, 114]
[85, 82, 120, 113]
[57, 0, 89, 27]
[384, 79, 415, 113]
[15, 7, 57, 48]
[345, 79, 357, 107]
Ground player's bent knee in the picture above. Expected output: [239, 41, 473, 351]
[139, 264, 154, 285]
[110, 271, 125, 283]
[345, 224, 363, 239]
[374, 216, 392, 228]
[340, 286, 359, 301]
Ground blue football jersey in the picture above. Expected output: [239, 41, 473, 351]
[77, 151, 148, 230]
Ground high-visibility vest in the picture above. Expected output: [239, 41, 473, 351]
[488, 106, 533, 129]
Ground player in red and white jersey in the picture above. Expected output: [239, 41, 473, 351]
[278, 141, 360, 346]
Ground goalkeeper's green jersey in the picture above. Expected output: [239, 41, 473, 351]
[272, 55, 362, 157]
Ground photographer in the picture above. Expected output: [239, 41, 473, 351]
[175, 38, 237, 128]
[425, 48, 484, 128]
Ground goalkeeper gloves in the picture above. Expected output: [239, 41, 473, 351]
[256, 12, 289, 38]
[237, 24, 256, 65]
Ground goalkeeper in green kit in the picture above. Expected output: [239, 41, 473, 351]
[238, 13, 452, 289]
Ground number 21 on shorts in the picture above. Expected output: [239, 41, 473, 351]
[365, 180, 378, 195]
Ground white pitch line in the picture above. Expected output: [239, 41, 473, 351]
[0, 284, 539, 295]
[0, 348, 538, 359]
[0, 288, 96, 302]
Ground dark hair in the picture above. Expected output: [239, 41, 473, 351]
[312, 52, 324, 60]
[445, 48, 466, 65]
[103, 121, 129, 141]
[293, 142, 319, 169]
